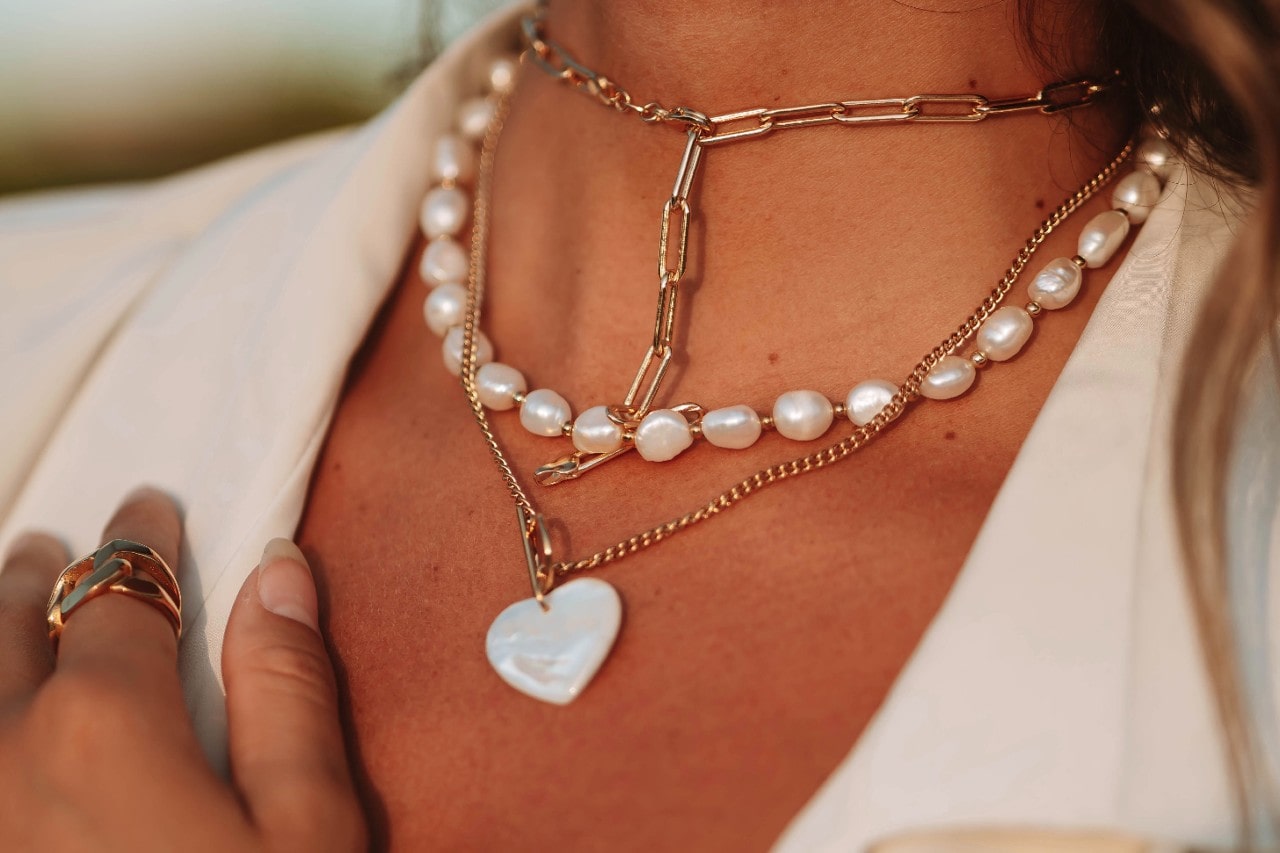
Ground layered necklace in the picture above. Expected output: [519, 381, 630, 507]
[415, 8, 1176, 704]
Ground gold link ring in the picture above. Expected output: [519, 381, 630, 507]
[46, 539, 182, 648]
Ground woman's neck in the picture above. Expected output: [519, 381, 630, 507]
[542, 0, 1100, 113]
[491, 2, 1128, 406]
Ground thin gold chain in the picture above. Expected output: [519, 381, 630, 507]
[461, 90, 1133, 585]
[462, 93, 531, 514]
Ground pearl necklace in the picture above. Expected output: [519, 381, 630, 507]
[420, 67, 1171, 474]
[420, 50, 1174, 705]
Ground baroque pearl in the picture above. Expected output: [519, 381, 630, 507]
[634, 409, 694, 462]
[423, 282, 466, 337]
[844, 380, 897, 427]
[420, 236, 468, 286]
[520, 389, 572, 437]
[572, 406, 624, 454]
[772, 390, 834, 441]
[976, 306, 1034, 362]
[1027, 257, 1083, 310]
[458, 97, 495, 141]
[1077, 210, 1130, 269]
[701, 405, 762, 449]
[921, 355, 976, 400]
[476, 362, 526, 411]
[1111, 171, 1161, 224]
[442, 327, 493, 376]
[1136, 137, 1175, 182]
[430, 133, 475, 185]
[419, 186, 470, 238]
[488, 57, 518, 95]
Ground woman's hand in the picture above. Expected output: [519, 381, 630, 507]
[0, 488, 365, 852]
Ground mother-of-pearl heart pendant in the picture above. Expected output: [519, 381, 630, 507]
[485, 577, 622, 705]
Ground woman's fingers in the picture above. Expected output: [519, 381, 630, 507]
[55, 488, 184, 686]
[3, 499, 365, 850]
[0, 533, 67, 704]
[223, 539, 365, 850]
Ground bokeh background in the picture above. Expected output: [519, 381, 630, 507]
[0, 0, 508, 194]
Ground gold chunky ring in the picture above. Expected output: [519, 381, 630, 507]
[46, 539, 182, 648]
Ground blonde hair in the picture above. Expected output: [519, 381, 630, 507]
[1072, 0, 1280, 843]
[1163, 3, 1280, 843]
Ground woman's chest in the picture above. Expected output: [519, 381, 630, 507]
[292, 262, 1091, 850]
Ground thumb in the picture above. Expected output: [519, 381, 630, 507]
[222, 539, 365, 851]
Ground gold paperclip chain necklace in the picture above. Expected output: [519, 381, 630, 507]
[462, 12, 1130, 602]
[521, 8, 1121, 487]
[522, 8, 1120, 142]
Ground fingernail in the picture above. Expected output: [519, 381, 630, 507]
[257, 538, 319, 632]
[123, 484, 168, 504]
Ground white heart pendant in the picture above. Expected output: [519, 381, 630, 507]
[485, 577, 622, 705]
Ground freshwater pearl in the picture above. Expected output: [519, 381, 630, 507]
[442, 327, 492, 376]
[975, 306, 1034, 362]
[844, 380, 897, 427]
[1027, 257, 1083, 310]
[423, 282, 466, 337]
[1077, 210, 1130, 268]
[476, 362, 526, 411]
[520, 389, 572, 437]
[701, 405, 762, 449]
[921, 355, 976, 400]
[1110, 171, 1161, 224]
[458, 97, 495, 141]
[430, 133, 475, 185]
[572, 406, 624, 454]
[634, 410, 693, 462]
[420, 237, 469, 286]
[419, 186, 470, 238]
[488, 57, 517, 95]
[1136, 137, 1175, 182]
[772, 390, 834, 441]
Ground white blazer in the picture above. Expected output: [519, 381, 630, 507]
[2, 5, 1276, 849]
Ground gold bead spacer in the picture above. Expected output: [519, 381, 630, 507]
[1026, 301, 1043, 318]
[970, 351, 991, 369]
[512, 391, 526, 405]
[689, 423, 703, 438]
[561, 421, 574, 437]
[1071, 255, 1088, 268]
[833, 402, 847, 417]
[760, 415, 776, 430]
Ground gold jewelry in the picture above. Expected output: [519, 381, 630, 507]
[508, 9, 1124, 485]
[462, 100, 1133, 592]
[521, 6, 1121, 140]
[46, 539, 182, 647]
[411, 12, 1165, 703]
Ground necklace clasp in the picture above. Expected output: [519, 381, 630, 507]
[534, 446, 635, 486]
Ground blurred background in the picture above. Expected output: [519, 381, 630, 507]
[0, 0, 509, 195]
